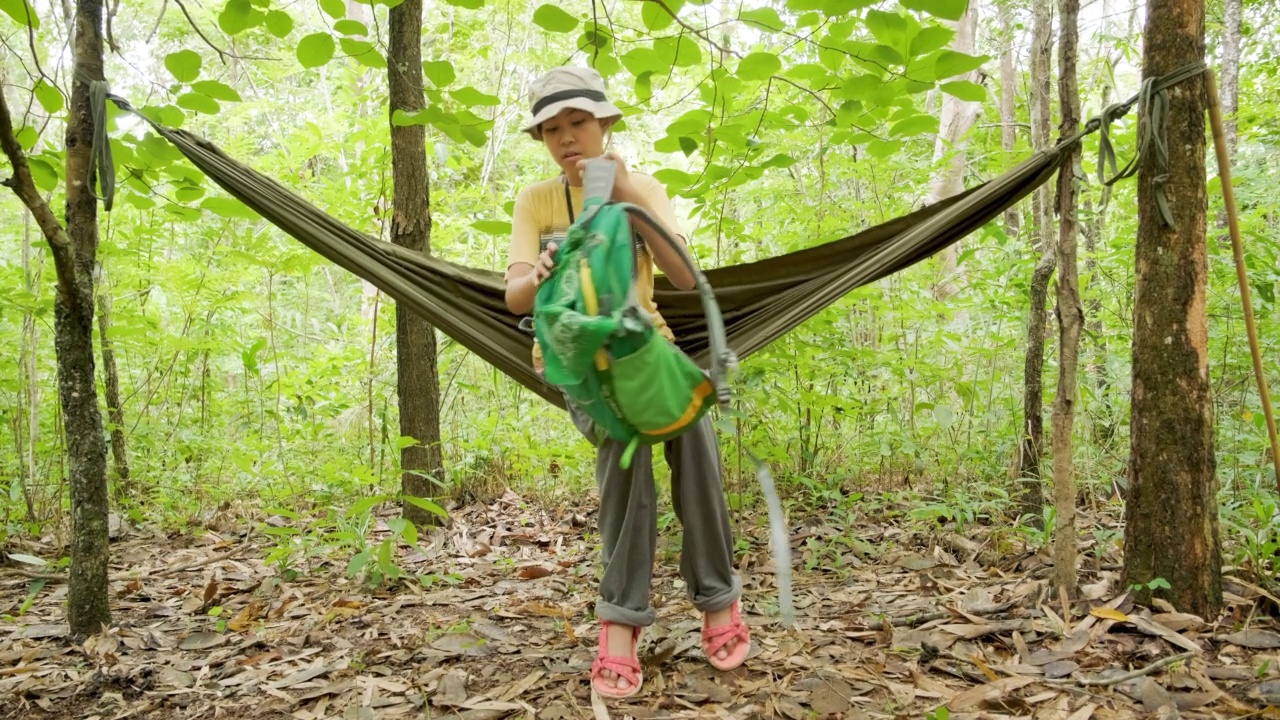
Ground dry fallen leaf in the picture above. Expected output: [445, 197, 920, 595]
[1221, 629, 1280, 649]
[946, 676, 1038, 712]
[178, 630, 228, 650]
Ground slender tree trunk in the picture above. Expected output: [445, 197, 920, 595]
[20, 214, 42, 519]
[1221, 0, 1241, 157]
[1016, 0, 1055, 524]
[388, 0, 445, 526]
[0, 0, 112, 636]
[1000, 1, 1020, 238]
[1051, 0, 1082, 596]
[927, 1, 980, 311]
[96, 264, 130, 491]
[1122, 0, 1222, 618]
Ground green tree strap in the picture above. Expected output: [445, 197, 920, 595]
[1090, 61, 1208, 227]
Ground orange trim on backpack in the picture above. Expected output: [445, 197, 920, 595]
[643, 379, 713, 437]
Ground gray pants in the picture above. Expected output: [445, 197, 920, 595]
[580, 411, 743, 628]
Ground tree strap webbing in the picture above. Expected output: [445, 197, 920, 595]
[1086, 61, 1208, 227]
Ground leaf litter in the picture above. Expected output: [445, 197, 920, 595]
[3, 494, 1280, 718]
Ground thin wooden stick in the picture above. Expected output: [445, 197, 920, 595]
[1206, 69, 1280, 494]
[1074, 651, 1196, 687]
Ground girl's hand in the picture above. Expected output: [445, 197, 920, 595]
[531, 242, 558, 288]
[577, 152, 637, 204]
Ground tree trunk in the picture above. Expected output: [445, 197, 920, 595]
[96, 264, 131, 492]
[1051, 0, 1082, 596]
[999, 1, 1020, 238]
[1221, 0, 1241, 157]
[388, 0, 445, 527]
[1016, 0, 1054, 524]
[0, 0, 113, 637]
[20, 213, 42, 519]
[1122, 0, 1222, 618]
[63, 0, 112, 637]
[926, 1, 980, 310]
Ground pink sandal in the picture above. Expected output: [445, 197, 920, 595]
[591, 622, 642, 698]
[702, 600, 751, 671]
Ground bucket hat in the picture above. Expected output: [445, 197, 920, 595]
[522, 66, 623, 140]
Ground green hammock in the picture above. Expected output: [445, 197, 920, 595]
[96, 63, 1200, 408]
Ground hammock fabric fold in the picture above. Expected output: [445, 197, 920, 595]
[112, 105, 1068, 408]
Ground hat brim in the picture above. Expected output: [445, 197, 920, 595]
[522, 99, 623, 139]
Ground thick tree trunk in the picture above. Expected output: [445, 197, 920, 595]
[388, 0, 445, 527]
[1051, 0, 1082, 596]
[926, 1, 980, 308]
[999, 1, 1020, 237]
[0, 0, 113, 636]
[96, 265, 130, 491]
[1122, 0, 1222, 618]
[1016, 0, 1054, 523]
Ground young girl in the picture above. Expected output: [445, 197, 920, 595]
[503, 66, 750, 698]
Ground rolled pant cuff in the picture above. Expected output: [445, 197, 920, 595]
[689, 573, 743, 614]
[595, 599, 656, 628]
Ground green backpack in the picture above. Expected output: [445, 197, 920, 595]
[532, 159, 736, 468]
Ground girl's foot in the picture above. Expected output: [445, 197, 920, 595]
[702, 600, 750, 671]
[591, 622, 642, 698]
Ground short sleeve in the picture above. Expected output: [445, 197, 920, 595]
[636, 174, 686, 242]
[505, 187, 540, 283]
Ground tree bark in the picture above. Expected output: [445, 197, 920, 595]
[20, 213, 42, 519]
[1122, 0, 1222, 618]
[96, 264, 131, 491]
[1221, 0, 1241, 157]
[999, 1, 1020, 238]
[0, 0, 113, 637]
[1016, 0, 1054, 524]
[1051, 0, 1082, 596]
[388, 0, 445, 527]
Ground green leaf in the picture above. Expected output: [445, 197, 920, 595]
[736, 51, 781, 81]
[934, 50, 987, 79]
[866, 139, 900, 158]
[28, 157, 57, 192]
[738, 6, 783, 31]
[297, 33, 336, 68]
[451, 86, 501, 106]
[471, 220, 511, 235]
[662, 35, 702, 67]
[900, 0, 967, 21]
[839, 74, 882, 100]
[620, 48, 664, 76]
[0, 0, 39, 28]
[641, 0, 674, 31]
[319, 0, 344, 18]
[190, 80, 242, 102]
[346, 494, 391, 518]
[33, 80, 64, 114]
[176, 92, 220, 115]
[424, 60, 456, 87]
[125, 193, 156, 210]
[939, 79, 985, 101]
[442, 0, 483, 8]
[174, 185, 205, 202]
[201, 196, 259, 219]
[532, 3, 577, 32]
[334, 19, 367, 35]
[265, 10, 293, 37]
[347, 550, 372, 578]
[15, 125, 37, 150]
[165, 50, 203, 83]
[909, 25, 953, 57]
[934, 404, 954, 428]
[403, 495, 449, 518]
[888, 113, 938, 136]
[217, 0, 255, 35]
[340, 37, 385, 67]
[865, 9, 907, 49]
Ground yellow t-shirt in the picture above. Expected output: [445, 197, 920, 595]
[505, 172, 683, 372]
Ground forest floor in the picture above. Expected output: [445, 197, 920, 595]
[3, 488, 1280, 720]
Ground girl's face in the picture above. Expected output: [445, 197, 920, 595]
[539, 108, 611, 176]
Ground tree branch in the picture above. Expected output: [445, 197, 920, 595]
[0, 88, 77, 300]
[648, 0, 741, 60]
[171, 0, 229, 64]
